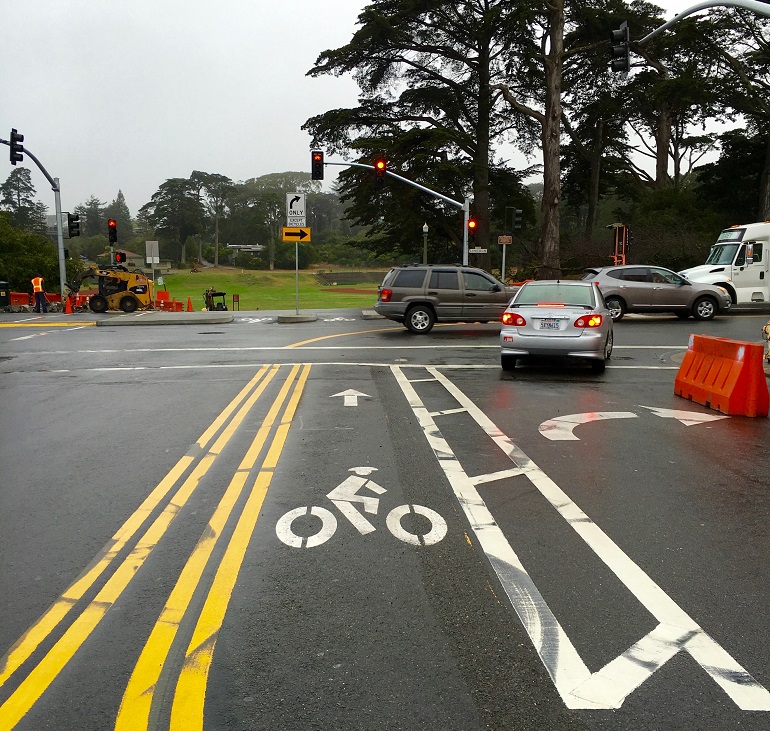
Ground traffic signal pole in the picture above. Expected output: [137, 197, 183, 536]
[323, 161, 472, 264]
[1, 137, 68, 301]
[638, 0, 769, 43]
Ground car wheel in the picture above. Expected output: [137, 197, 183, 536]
[692, 296, 717, 321]
[591, 359, 606, 374]
[405, 305, 435, 333]
[501, 355, 517, 371]
[119, 295, 138, 313]
[605, 296, 625, 322]
[89, 295, 108, 313]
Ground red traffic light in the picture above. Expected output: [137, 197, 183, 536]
[108, 219, 117, 229]
[374, 158, 386, 176]
[468, 218, 477, 230]
[115, 252, 127, 263]
[311, 150, 324, 180]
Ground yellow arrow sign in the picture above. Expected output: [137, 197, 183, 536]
[281, 227, 311, 242]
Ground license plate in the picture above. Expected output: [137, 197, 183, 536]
[539, 319, 560, 330]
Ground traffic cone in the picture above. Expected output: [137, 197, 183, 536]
[187, 296, 193, 312]
[65, 296, 73, 314]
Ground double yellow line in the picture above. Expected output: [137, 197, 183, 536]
[0, 363, 310, 730]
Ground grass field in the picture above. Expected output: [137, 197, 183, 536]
[157, 267, 386, 311]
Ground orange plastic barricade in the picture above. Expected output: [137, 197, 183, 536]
[674, 334, 769, 417]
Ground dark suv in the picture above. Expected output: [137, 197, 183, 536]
[375, 264, 518, 333]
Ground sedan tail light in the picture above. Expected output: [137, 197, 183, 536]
[379, 288, 392, 302]
[502, 312, 526, 326]
[574, 314, 603, 328]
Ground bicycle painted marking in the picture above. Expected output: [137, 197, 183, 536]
[275, 467, 447, 548]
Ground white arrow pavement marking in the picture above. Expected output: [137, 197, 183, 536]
[539, 412, 638, 441]
[331, 389, 371, 407]
[639, 405, 730, 426]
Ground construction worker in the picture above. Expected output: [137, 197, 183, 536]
[31, 274, 48, 313]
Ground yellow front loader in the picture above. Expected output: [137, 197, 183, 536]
[68, 266, 155, 313]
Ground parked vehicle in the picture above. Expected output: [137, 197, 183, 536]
[582, 265, 731, 322]
[678, 222, 770, 305]
[375, 264, 518, 333]
[500, 280, 613, 373]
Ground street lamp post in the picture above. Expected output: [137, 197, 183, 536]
[422, 223, 429, 264]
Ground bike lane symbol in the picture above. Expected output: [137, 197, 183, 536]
[275, 467, 447, 548]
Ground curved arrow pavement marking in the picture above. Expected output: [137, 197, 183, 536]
[539, 412, 638, 441]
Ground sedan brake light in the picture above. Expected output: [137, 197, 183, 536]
[380, 288, 392, 303]
[502, 312, 526, 326]
[574, 314, 603, 328]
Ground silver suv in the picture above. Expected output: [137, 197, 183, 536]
[375, 264, 518, 333]
[582, 265, 731, 321]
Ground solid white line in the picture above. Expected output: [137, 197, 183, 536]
[39, 362, 685, 374]
[4, 345, 689, 355]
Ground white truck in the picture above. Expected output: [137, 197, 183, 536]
[679, 221, 770, 304]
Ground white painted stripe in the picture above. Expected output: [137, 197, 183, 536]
[391, 366, 598, 709]
[31, 363, 683, 376]
[4, 344, 690, 355]
[394, 365, 770, 710]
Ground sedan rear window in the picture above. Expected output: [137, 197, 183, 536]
[515, 284, 595, 307]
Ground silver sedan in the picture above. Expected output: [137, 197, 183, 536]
[500, 280, 613, 373]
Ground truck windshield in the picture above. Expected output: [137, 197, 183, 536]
[705, 243, 740, 265]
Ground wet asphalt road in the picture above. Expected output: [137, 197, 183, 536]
[0, 308, 769, 731]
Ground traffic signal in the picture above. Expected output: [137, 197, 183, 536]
[513, 209, 523, 230]
[311, 150, 324, 180]
[9, 128, 24, 165]
[467, 217, 478, 242]
[115, 251, 127, 264]
[67, 213, 81, 238]
[610, 22, 630, 73]
[108, 218, 118, 244]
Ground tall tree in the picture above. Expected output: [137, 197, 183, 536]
[703, 7, 770, 218]
[190, 171, 234, 267]
[0, 168, 47, 232]
[74, 196, 107, 237]
[303, 0, 527, 268]
[139, 179, 204, 263]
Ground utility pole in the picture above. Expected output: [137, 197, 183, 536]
[1, 134, 67, 298]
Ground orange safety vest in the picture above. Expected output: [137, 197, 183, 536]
[31, 277, 45, 293]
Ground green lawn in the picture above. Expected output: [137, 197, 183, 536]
[156, 268, 386, 311]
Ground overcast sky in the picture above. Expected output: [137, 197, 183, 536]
[2, 0, 698, 218]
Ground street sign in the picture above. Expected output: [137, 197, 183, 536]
[282, 227, 311, 242]
[498, 236, 513, 245]
[469, 247, 487, 254]
[286, 192, 306, 227]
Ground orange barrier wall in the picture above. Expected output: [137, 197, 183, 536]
[674, 334, 769, 417]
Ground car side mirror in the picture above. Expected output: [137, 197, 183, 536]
[493, 284, 501, 292]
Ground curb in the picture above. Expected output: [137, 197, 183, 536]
[95, 312, 234, 326]
[276, 312, 318, 324]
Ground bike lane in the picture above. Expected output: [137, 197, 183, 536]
[205, 362, 586, 731]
